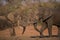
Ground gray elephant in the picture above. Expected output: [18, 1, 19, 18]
[33, 6, 60, 37]
[12, 4, 60, 37]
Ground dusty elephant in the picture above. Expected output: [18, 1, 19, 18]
[33, 7, 60, 37]
[11, 6, 60, 37]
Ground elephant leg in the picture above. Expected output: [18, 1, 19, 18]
[33, 22, 47, 37]
[40, 22, 48, 37]
[47, 24, 52, 37]
[33, 22, 43, 37]
[9, 27, 16, 36]
[58, 27, 60, 37]
[47, 19, 52, 37]
[22, 26, 26, 35]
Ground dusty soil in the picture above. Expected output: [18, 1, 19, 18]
[0, 25, 59, 40]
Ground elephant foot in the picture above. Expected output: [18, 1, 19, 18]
[40, 32, 44, 38]
[40, 33, 44, 38]
[49, 34, 52, 37]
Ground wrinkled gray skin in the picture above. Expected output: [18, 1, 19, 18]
[13, 7, 60, 37]
[13, 7, 53, 36]
[33, 7, 60, 37]
[0, 0, 60, 37]
[53, 7, 60, 36]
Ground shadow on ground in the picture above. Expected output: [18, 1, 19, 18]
[0, 36, 60, 40]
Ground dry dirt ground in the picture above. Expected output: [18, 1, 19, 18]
[0, 36, 60, 40]
[0, 25, 60, 40]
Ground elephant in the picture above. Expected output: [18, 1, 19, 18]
[12, 7, 53, 36]
[11, 5, 60, 37]
[2, 0, 59, 37]
[33, 6, 60, 37]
